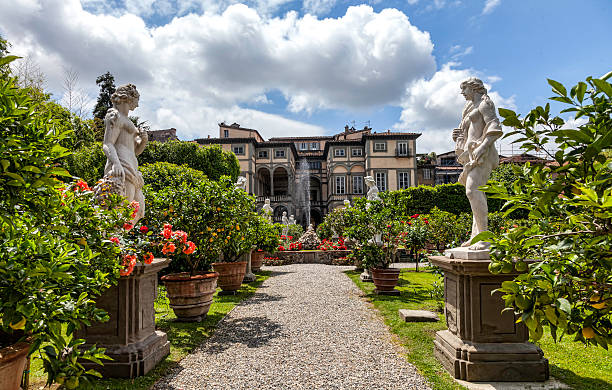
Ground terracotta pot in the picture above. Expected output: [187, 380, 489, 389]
[370, 267, 401, 291]
[161, 272, 219, 321]
[0, 341, 29, 390]
[251, 251, 265, 272]
[212, 261, 247, 292]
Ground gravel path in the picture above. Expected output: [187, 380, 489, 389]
[153, 264, 430, 390]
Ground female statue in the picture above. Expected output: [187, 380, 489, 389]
[452, 77, 503, 249]
[97, 84, 147, 222]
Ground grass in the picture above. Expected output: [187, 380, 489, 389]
[28, 271, 271, 390]
[345, 269, 612, 390]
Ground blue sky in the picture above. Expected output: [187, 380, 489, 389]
[1, 0, 610, 153]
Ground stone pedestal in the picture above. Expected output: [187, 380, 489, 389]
[78, 258, 170, 378]
[243, 251, 256, 283]
[360, 268, 373, 282]
[429, 252, 549, 382]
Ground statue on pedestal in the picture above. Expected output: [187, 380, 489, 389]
[95, 84, 147, 223]
[364, 176, 380, 211]
[452, 77, 503, 250]
[288, 215, 296, 225]
[281, 211, 289, 235]
[262, 198, 273, 222]
[343, 199, 351, 208]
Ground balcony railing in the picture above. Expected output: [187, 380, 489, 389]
[256, 195, 292, 203]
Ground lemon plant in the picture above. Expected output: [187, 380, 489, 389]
[475, 73, 612, 348]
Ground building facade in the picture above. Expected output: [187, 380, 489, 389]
[196, 123, 420, 226]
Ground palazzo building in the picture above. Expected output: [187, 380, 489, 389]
[195, 123, 420, 226]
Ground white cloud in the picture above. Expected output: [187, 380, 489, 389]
[302, 0, 337, 15]
[449, 45, 473, 60]
[394, 62, 515, 154]
[482, 0, 501, 15]
[0, 1, 436, 140]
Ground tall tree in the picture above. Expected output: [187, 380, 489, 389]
[92, 71, 116, 140]
[93, 71, 115, 119]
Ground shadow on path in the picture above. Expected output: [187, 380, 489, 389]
[206, 316, 284, 353]
[240, 292, 285, 306]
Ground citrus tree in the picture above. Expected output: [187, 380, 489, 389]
[476, 73, 612, 347]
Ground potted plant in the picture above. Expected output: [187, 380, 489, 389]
[211, 181, 258, 294]
[248, 215, 280, 272]
[346, 202, 405, 293]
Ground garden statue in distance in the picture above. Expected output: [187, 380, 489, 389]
[282, 211, 289, 235]
[94, 83, 147, 223]
[288, 215, 296, 225]
[364, 175, 380, 210]
[235, 176, 247, 191]
[262, 198, 273, 222]
[298, 224, 321, 250]
[452, 77, 503, 251]
[343, 199, 350, 208]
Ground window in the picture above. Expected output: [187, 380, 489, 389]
[375, 172, 387, 191]
[424, 168, 432, 180]
[258, 150, 268, 158]
[308, 161, 322, 169]
[275, 149, 286, 158]
[397, 142, 408, 156]
[353, 176, 363, 194]
[374, 142, 386, 151]
[334, 148, 346, 157]
[335, 176, 346, 194]
[300, 142, 308, 150]
[311, 142, 319, 150]
[233, 145, 244, 155]
[223, 129, 229, 138]
[398, 172, 410, 189]
[351, 148, 363, 157]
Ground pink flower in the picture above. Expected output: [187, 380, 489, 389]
[173, 230, 188, 244]
[123, 222, 134, 231]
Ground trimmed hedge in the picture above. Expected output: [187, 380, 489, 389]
[379, 183, 505, 216]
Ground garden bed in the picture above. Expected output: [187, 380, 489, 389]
[263, 250, 351, 266]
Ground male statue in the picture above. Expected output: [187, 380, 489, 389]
[452, 77, 503, 250]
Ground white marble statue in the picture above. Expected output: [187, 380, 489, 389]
[95, 84, 147, 223]
[288, 215, 296, 225]
[262, 198, 273, 222]
[343, 199, 351, 208]
[235, 176, 247, 191]
[452, 77, 503, 250]
[281, 211, 289, 235]
[364, 176, 381, 210]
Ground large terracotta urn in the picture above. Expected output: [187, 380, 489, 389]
[370, 267, 401, 294]
[251, 251, 265, 272]
[212, 261, 247, 294]
[161, 272, 218, 322]
[0, 340, 29, 390]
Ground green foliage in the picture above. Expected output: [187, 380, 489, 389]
[490, 163, 524, 186]
[477, 74, 612, 347]
[139, 141, 240, 182]
[316, 220, 333, 240]
[247, 215, 280, 253]
[320, 207, 352, 238]
[141, 161, 209, 192]
[0, 66, 131, 386]
[286, 223, 304, 241]
[62, 142, 107, 184]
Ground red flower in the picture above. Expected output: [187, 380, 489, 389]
[139, 226, 149, 233]
[411, 214, 420, 219]
[407, 222, 412, 225]
[74, 180, 91, 192]
[162, 242, 176, 255]
[143, 252, 154, 264]
[278, 246, 285, 251]
[183, 241, 196, 255]
[129, 201, 140, 218]
[162, 224, 172, 239]
[123, 222, 134, 231]
[424, 220, 429, 224]
[120, 254, 137, 276]
[173, 230, 188, 244]
[110, 236, 120, 245]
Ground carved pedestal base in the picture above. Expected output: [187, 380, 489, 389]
[360, 269, 373, 282]
[78, 259, 170, 378]
[429, 253, 548, 383]
[243, 251, 256, 283]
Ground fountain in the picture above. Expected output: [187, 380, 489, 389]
[295, 159, 311, 227]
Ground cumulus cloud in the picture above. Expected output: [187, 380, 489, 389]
[0, 0, 435, 139]
[482, 0, 501, 15]
[394, 62, 515, 154]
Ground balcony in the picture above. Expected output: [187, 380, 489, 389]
[256, 195, 292, 204]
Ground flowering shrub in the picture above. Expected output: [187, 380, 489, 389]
[248, 214, 280, 253]
[317, 237, 347, 251]
[277, 235, 302, 251]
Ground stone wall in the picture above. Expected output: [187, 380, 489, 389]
[263, 250, 351, 266]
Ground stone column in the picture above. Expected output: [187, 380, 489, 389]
[78, 258, 170, 378]
[429, 249, 549, 382]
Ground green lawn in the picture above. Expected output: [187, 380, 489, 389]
[28, 271, 271, 389]
[345, 269, 612, 390]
